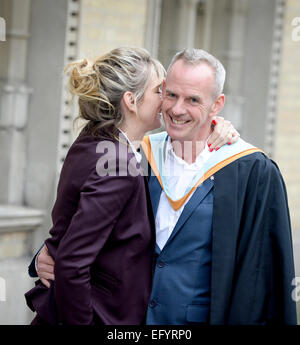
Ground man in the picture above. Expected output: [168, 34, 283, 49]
[29, 49, 297, 325]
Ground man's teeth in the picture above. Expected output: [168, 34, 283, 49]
[172, 118, 188, 124]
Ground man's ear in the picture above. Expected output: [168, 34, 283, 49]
[122, 91, 136, 113]
[210, 94, 225, 117]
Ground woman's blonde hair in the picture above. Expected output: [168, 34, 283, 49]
[65, 47, 165, 140]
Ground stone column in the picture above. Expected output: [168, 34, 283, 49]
[0, 0, 45, 324]
[158, 0, 200, 67]
[176, 0, 200, 50]
[0, 0, 32, 205]
[221, 0, 249, 131]
[144, 0, 162, 59]
[242, 0, 278, 148]
[202, 0, 214, 51]
[24, 0, 69, 249]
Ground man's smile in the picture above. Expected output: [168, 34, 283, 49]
[168, 114, 190, 125]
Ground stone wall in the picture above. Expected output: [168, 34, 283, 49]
[0, 0, 68, 325]
[78, 0, 148, 58]
[0, 205, 43, 324]
[274, 0, 300, 321]
[275, 0, 300, 234]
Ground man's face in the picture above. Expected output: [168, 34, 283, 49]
[162, 59, 223, 144]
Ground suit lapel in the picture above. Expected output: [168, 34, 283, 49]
[143, 176, 156, 235]
[148, 175, 162, 217]
[147, 175, 162, 255]
[162, 178, 214, 250]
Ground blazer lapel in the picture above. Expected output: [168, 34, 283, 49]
[143, 176, 156, 235]
[148, 175, 162, 217]
[147, 175, 163, 255]
[143, 175, 162, 257]
[162, 178, 214, 249]
[155, 244, 161, 255]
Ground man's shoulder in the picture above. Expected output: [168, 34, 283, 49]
[237, 150, 277, 169]
[227, 149, 283, 183]
[215, 148, 285, 199]
[225, 137, 272, 167]
[237, 150, 268, 163]
[216, 136, 281, 177]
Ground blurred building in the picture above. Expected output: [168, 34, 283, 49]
[0, 0, 299, 324]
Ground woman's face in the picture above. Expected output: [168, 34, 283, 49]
[136, 73, 163, 133]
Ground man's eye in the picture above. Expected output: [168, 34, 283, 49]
[167, 93, 176, 98]
[190, 98, 199, 103]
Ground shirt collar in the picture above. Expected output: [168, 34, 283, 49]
[165, 135, 213, 168]
[118, 129, 142, 164]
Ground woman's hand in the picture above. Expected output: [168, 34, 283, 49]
[37, 245, 55, 288]
[208, 116, 240, 151]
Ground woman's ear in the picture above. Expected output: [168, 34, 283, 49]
[122, 91, 136, 113]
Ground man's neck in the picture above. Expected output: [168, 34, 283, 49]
[171, 128, 212, 164]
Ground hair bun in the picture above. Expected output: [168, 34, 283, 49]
[80, 58, 88, 69]
[64, 57, 98, 100]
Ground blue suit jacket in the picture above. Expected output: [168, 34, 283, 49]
[146, 174, 214, 325]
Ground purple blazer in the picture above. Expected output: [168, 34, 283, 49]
[25, 129, 156, 325]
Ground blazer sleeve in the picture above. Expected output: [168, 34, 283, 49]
[230, 157, 297, 324]
[51, 167, 135, 325]
[265, 160, 297, 324]
[28, 244, 44, 278]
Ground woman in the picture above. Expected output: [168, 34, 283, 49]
[25, 47, 238, 325]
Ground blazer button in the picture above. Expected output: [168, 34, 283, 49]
[149, 300, 157, 308]
[157, 261, 165, 268]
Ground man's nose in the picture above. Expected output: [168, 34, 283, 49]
[171, 98, 186, 116]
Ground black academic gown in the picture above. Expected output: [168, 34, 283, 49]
[209, 152, 297, 324]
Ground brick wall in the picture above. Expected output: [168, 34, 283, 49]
[78, 0, 148, 58]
